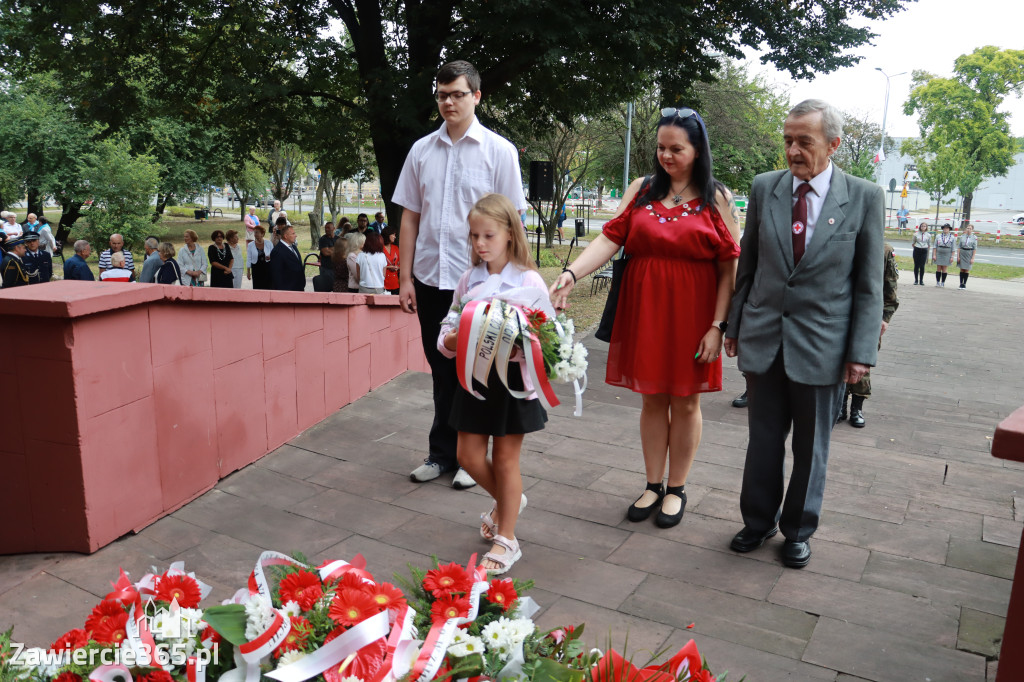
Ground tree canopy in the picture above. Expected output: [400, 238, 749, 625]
[902, 46, 1024, 222]
[1, 0, 909, 223]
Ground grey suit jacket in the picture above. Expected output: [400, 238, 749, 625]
[725, 167, 884, 385]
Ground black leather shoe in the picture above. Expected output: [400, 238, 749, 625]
[850, 409, 865, 427]
[627, 482, 664, 522]
[730, 525, 778, 553]
[731, 391, 748, 408]
[782, 540, 811, 568]
[655, 486, 686, 528]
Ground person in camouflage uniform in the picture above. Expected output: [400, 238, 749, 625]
[838, 242, 899, 427]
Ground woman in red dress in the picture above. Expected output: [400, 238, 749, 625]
[550, 107, 741, 528]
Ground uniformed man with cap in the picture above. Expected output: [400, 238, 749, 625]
[838, 242, 900, 427]
[22, 232, 53, 284]
[1, 235, 31, 288]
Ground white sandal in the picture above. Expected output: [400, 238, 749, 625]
[480, 494, 528, 541]
[482, 535, 522, 575]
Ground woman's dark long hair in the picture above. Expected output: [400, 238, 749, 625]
[636, 110, 724, 214]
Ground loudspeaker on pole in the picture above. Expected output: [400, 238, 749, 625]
[528, 161, 554, 201]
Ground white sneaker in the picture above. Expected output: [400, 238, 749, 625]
[452, 467, 477, 490]
[410, 460, 443, 483]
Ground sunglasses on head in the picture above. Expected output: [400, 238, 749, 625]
[661, 107, 697, 120]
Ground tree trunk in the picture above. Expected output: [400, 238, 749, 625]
[27, 187, 43, 216]
[310, 171, 327, 247]
[153, 193, 170, 222]
[961, 191, 973, 227]
[308, 212, 321, 249]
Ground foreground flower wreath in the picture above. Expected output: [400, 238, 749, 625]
[0, 552, 740, 682]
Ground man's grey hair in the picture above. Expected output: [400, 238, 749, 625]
[74, 239, 90, 254]
[789, 99, 843, 141]
[145, 237, 159, 249]
[111, 251, 126, 267]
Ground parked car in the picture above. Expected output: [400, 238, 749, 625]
[1010, 212, 1024, 225]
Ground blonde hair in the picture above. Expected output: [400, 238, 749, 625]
[184, 229, 200, 243]
[158, 242, 176, 258]
[468, 193, 535, 271]
[345, 232, 365, 257]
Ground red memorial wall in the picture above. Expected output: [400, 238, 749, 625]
[0, 282, 428, 554]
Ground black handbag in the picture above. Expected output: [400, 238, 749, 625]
[594, 254, 629, 342]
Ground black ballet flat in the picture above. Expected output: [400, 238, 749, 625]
[627, 482, 664, 522]
[655, 485, 687, 528]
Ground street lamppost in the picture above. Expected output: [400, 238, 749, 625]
[875, 67, 906, 227]
[874, 67, 907, 164]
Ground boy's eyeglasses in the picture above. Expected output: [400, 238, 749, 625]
[435, 90, 473, 102]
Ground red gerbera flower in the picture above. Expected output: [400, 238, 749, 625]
[154, 573, 202, 608]
[486, 579, 517, 612]
[278, 570, 324, 611]
[51, 628, 90, 652]
[92, 611, 129, 645]
[85, 599, 127, 634]
[322, 633, 387, 682]
[422, 563, 472, 598]
[273, 616, 311, 658]
[524, 307, 548, 328]
[137, 671, 174, 682]
[334, 571, 371, 594]
[53, 673, 82, 682]
[369, 582, 406, 612]
[430, 594, 470, 625]
[329, 588, 382, 626]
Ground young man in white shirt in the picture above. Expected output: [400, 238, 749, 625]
[393, 60, 528, 488]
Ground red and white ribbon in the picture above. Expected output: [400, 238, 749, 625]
[406, 556, 490, 682]
[266, 610, 389, 682]
[456, 299, 561, 411]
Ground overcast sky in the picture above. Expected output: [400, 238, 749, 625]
[744, 0, 1023, 139]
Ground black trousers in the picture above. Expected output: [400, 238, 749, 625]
[413, 278, 459, 470]
[913, 247, 928, 282]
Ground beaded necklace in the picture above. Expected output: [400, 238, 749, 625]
[645, 200, 701, 224]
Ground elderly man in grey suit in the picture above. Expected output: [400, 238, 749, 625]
[723, 99, 883, 568]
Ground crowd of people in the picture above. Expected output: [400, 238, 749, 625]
[0, 207, 396, 293]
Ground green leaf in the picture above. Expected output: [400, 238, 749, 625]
[525, 658, 586, 682]
[201, 604, 249, 646]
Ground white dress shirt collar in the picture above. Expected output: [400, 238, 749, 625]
[437, 116, 485, 147]
[792, 161, 834, 244]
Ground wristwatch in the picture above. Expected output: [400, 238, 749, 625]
[712, 320, 728, 333]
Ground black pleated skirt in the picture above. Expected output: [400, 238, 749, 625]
[450, 363, 547, 437]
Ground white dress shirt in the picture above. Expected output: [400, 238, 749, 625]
[792, 161, 834, 246]
[392, 117, 528, 290]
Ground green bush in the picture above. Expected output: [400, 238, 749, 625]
[78, 136, 162, 252]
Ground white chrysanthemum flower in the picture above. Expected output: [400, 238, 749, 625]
[480, 618, 508, 646]
[571, 342, 587, 366]
[447, 632, 485, 658]
[277, 650, 308, 668]
[244, 593, 276, 640]
[281, 600, 302, 618]
[508, 618, 535, 639]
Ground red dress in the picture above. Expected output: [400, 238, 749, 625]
[602, 198, 740, 396]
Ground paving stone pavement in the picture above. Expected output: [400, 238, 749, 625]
[2, 270, 1022, 681]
